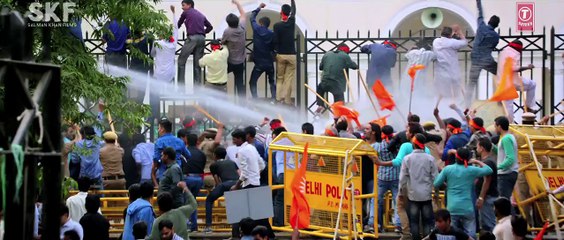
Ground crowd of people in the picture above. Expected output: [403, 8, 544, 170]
[22, 0, 560, 239]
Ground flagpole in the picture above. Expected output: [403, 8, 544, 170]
[343, 69, 354, 103]
[304, 83, 332, 108]
[357, 71, 381, 118]
[408, 89, 414, 113]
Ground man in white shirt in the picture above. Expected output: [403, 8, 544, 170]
[492, 197, 513, 240]
[66, 178, 98, 222]
[60, 204, 84, 240]
[151, 5, 178, 84]
[497, 40, 538, 122]
[230, 129, 265, 190]
[433, 26, 468, 99]
[405, 46, 435, 97]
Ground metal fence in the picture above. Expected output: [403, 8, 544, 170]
[303, 28, 557, 123]
[83, 27, 563, 125]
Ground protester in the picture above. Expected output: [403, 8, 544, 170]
[365, 124, 400, 233]
[102, 18, 129, 68]
[434, 148, 493, 239]
[252, 226, 271, 240]
[156, 219, 184, 240]
[433, 26, 468, 99]
[465, 117, 489, 155]
[493, 116, 519, 199]
[70, 126, 104, 189]
[388, 115, 442, 154]
[157, 147, 185, 208]
[80, 195, 110, 240]
[271, 127, 292, 226]
[314, 43, 359, 113]
[133, 222, 148, 240]
[199, 124, 224, 189]
[400, 134, 438, 240]
[424, 209, 471, 240]
[66, 178, 92, 222]
[301, 122, 314, 135]
[177, 0, 213, 86]
[474, 139, 498, 232]
[466, 0, 500, 108]
[128, 29, 153, 103]
[497, 40, 538, 120]
[273, 0, 297, 105]
[492, 197, 512, 240]
[100, 131, 126, 190]
[243, 126, 267, 185]
[405, 45, 435, 92]
[510, 215, 528, 240]
[249, 3, 276, 100]
[63, 230, 81, 240]
[361, 40, 398, 88]
[443, 119, 470, 165]
[152, 5, 179, 84]
[239, 218, 256, 240]
[205, 147, 240, 232]
[152, 119, 191, 187]
[123, 182, 155, 240]
[120, 133, 139, 189]
[60, 204, 84, 240]
[199, 39, 229, 92]
[222, 0, 247, 98]
[183, 132, 206, 231]
[132, 134, 154, 184]
[148, 182, 197, 240]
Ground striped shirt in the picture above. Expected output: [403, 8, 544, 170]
[373, 141, 400, 181]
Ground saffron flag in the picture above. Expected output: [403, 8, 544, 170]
[489, 58, 518, 102]
[289, 143, 311, 229]
[371, 79, 396, 111]
[371, 114, 390, 127]
[408, 64, 426, 92]
[534, 221, 550, 240]
[331, 101, 361, 127]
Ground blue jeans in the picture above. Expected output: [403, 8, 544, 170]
[273, 173, 285, 226]
[407, 200, 434, 240]
[498, 172, 518, 199]
[206, 180, 236, 227]
[479, 195, 497, 231]
[451, 214, 477, 239]
[368, 180, 400, 229]
[249, 64, 276, 99]
[185, 176, 203, 231]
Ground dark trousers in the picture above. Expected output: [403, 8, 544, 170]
[178, 35, 205, 85]
[273, 173, 285, 226]
[105, 52, 127, 68]
[186, 176, 204, 231]
[228, 62, 246, 98]
[206, 180, 237, 227]
[249, 64, 276, 99]
[465, 60, 498, 107]
[407, 199, 434, 240]
[316, 83, 344, 106]
[231, 185, 275, 239]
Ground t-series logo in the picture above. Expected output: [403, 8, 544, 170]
[26, 2, 77, 27]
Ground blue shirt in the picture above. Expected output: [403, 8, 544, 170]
[373, 141, 400, 181]
[123, 198, 155, 240]
[442, 133, 470, 164]
[153, 133, 191, 179]
[274, 150, 295, 176]
[471, 0, 499, 62]
[251, 8, 274, 67]
[434, 163, 493, 215]
[71, 139, 104, 179]
[391, 142, 431, 167]
[103, 20, 130, 54]
[361, 43, 397, 87]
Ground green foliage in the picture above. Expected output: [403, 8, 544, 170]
[3, 0, 170, 133]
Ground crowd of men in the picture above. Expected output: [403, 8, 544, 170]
[21, 0, 560, 239]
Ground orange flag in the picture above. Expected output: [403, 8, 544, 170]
[331, 101, 361, 127]
[408, 64, 425, 92]
[371, 114, 390, 127]
[534, 221, 550, 240]
[317, 156, 326, 167]
[371, 79, 396, 111]
[489, 58, 518, 102]
[289, 143, 311, 229]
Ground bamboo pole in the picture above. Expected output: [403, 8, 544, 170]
[343, 69, 354, 102]
[194, 105, 222, 125]
[304, 83, 331, 107]
[357, 71, 381, 118]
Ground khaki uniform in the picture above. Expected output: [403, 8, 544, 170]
[100, 144, 126, 190]
[199, 138, 218, 188]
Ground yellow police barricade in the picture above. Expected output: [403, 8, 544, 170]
[267, 132, 379, 239]
[510, 124, 564, 238]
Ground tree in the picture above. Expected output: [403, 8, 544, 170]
[3, 0, 172, 132]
